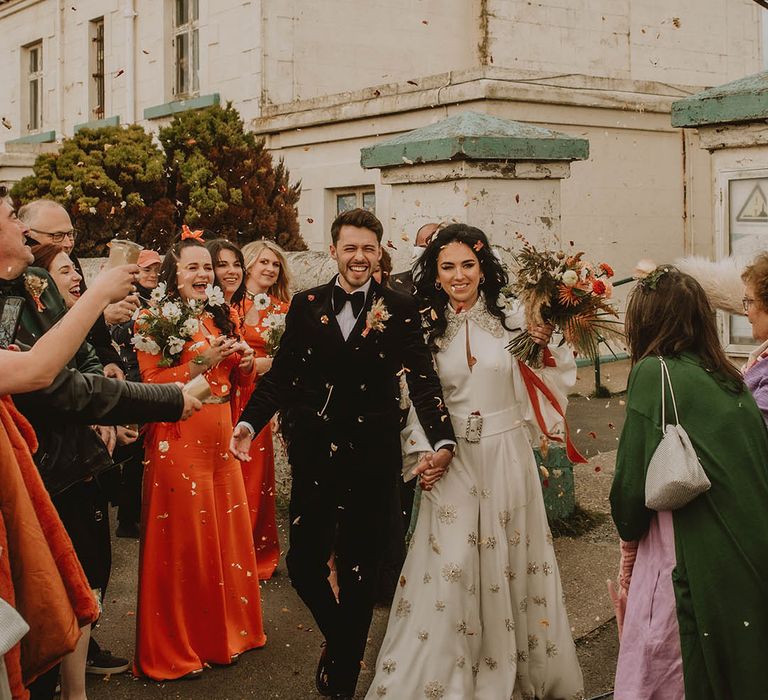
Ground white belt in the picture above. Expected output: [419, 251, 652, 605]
[450, 407, 524, 442]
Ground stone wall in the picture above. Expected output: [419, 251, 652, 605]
[80, 249, 337, 289]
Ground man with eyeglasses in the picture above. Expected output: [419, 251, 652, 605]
[19, 199, 134, 381]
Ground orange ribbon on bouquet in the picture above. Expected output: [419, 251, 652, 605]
[181, 224, 204, 241]
[517, 354, 587, 465]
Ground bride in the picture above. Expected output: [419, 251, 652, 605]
[366, 224, 584, 700]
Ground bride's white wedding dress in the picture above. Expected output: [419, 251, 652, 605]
[366, 301, 584, 700]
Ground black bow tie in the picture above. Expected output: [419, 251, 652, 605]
[332, 286, 365, 316]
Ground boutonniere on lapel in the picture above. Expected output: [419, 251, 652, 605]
[362, 297, 390, 338]
[24, 272, 48, 311]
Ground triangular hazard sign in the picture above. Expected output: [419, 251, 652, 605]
[737, 184, 768, 222]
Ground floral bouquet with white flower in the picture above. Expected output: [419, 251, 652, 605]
[506, 236, 622, 366]
[131, 283, 226, 367]
[260, 308, 287, 357]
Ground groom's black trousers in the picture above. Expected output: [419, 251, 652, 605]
[285, 439, 399, 695]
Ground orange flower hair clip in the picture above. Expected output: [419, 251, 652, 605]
[181, 224, 204, 241]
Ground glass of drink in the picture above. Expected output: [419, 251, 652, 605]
[183, 374, 212, 402]
[107, 239, 143, 268]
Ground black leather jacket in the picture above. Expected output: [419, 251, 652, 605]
[14, 367, 184, 495]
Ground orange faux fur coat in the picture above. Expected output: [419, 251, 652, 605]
[0, 395, 99, 698]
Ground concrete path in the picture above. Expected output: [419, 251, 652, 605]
[84, 387, 628, 699]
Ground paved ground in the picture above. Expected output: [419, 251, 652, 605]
[85, 367, 629, 700]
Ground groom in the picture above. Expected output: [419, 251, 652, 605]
[230, 208, 455, 698]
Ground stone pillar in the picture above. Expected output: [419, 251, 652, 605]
[672, 71, 768, 352]
[361, 111, 588, 272]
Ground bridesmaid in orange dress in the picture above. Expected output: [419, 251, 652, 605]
[231, 239, 292, 581]
[134, 235, 266, 681]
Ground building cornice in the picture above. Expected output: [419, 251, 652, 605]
[671, 70, 768, 128]
[0, 0, 45, 20]
[252, 66, 702, 136]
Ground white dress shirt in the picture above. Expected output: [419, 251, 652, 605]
[334, 278, 370, 340]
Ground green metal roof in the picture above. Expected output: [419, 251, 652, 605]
[671, 71, 768, 128]
[360, 111, 589, 169]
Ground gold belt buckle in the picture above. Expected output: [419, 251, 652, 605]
[465, 412, 483, 443]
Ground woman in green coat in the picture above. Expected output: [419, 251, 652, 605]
[610, 266, 768, 699]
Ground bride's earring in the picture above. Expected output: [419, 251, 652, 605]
[435, 281, 442, 290]
[479, 276, 486, 285]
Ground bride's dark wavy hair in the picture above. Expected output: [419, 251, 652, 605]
[414, 223, 511, 350]
[159, 237, 237, 338]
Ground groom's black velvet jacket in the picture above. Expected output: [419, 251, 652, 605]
[239, 276, 454, 474]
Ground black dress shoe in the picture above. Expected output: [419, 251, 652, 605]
[315, 643, 331, 696]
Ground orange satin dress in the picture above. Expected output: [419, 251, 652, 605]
[134, 312, 266, 680]
[237, 295, 289, 580]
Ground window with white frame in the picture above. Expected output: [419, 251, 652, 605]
[24, 41, 43, 133]
[335, 187, 376, 216]
[173, 0, 199, 98]
[89, 18, 105, 119]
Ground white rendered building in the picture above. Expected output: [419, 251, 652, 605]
[0, 0, 765, 275]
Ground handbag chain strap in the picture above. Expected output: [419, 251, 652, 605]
[658, 357, 680, 427]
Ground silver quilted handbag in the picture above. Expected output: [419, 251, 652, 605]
[644, 357, 711, 510]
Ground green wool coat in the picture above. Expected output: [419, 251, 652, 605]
[611, 353, 768, 699]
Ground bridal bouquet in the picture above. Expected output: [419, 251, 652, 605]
[506, 238, 622, 366]
[131, 282, 225, 367]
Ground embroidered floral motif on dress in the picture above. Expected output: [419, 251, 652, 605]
[423, 680, 445, 698]
[441, 563, 462, 582]
[395, 599, 411, 618]
[437, 504, 457, 524]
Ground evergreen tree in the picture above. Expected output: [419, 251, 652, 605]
[12, 125, 176, 256]
[159, 102, 305, 250]
[12, 104, 304, 255]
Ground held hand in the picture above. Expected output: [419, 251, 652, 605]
[90, 264, 141, 305]
[237, 344, 255, 372]
[529, 323, 555, 347]
[116, 425, 139, 446]
[201, 336, 238, 368]
[94, 425, 117, 455]
[412, 450, 450, 491]
[430, 446, 455, 471]
[254, 356, 273, 375]
[229, 423, 253, 461]
[179, 389, 203, 420]
[104, 363, 125, 381]
[104, 294, 141, 325]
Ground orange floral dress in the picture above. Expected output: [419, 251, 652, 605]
[236, 295, 289, 581]
[134, 312, 266, 681]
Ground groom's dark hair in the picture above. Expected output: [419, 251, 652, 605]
[330, 208, 383, 244]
